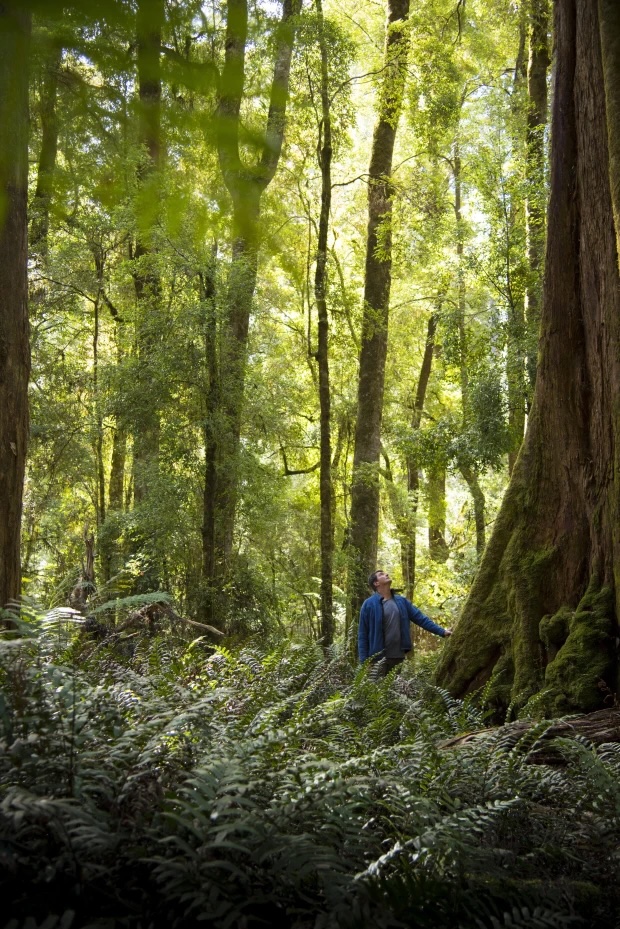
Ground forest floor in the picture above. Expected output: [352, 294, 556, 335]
[1, 616, 619, 929]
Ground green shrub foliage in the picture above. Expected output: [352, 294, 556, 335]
[1, 617, 618, 928]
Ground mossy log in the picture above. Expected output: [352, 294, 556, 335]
[436, 0, 620, 715]
[440, 706, 620, 765]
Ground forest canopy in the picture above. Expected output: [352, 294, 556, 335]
[5, 0, 539, 647]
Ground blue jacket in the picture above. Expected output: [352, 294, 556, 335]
[358, 592, 447, 663]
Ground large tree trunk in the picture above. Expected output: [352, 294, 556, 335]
[314, 0, 334, 647]
[437, 0, 620, 717]
[348, 0, 411, 621]
[208, 0, 301, 575]
[0, 6, 30, 611]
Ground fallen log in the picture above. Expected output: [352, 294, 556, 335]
[439, 706, 620, 764]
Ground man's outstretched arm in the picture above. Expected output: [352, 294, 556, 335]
[406, 600, 452, 636]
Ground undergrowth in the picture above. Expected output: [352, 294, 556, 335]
[1, 611, 619, 929]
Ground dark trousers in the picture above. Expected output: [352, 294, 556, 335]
[372, 656, 404, 679]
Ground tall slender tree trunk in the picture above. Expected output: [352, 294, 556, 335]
[401, 312, 437, 600]
[0, 5, 30, 610]
[437, 0, 620, 717]
[208, 0, 301, 578]
[348, 0, 411, 622]
[30, 38, 61, 260]
[525, 0, 549, 393]
[200, 249, 218, 623]
[314, 0, 334, 647]
[133, 0, 163, 508]
[453, 145, 485, 556]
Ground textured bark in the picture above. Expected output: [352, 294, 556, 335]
[314, 0, 334, 647]
[208, 0, 301, 572]
[599, 0, 620, 264]
[30, 38, 61, 259]
[0, 6, 30, 610]
[437, 0, 620, 717]
[525, 0, 550, 391]
[132, 0, 163, 507]
[441, 707, 620, 765]
[348, 0, 411, 619]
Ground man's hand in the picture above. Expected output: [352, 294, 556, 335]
[442, 629, 453, 637]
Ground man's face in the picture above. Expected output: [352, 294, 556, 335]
[374, 570, 391, 589]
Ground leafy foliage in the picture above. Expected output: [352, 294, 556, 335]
[1, 621, 617, 928]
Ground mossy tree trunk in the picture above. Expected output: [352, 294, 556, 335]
[348, 0, 411, 621]
[0, 4, 30, 610]
[437, 0, 620, 717]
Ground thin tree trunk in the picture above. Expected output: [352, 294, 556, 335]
[348, 0, 411, 622]
[438, 0, 620, 717]
[314, 0, 334, 647]
[132, 0, 163, 507]
[454, 144, 485, 556]
[30, 39, 61, 259]
[428, 464, 449, 562]
[525, 0, 549, 392]
[209, 0, 301, 574]
[402, 312, 437, 599]
[200, 249, 218, 624]
[0, 6, 30, 610]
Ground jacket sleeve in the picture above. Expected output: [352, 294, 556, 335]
[358, 603, 370, 663]
[406, 599, 447, 636]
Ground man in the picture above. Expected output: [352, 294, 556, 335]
[358, 569, 452, 676]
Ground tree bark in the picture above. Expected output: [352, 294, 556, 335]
[0, 6, 30, 611]
[525, 0, 550, 393]
[30, 37, 62, 259]
[437, 0, 620, 717]
[348, 0, 411, 621]
[208, 0, 301, 573]
[314, 0, 334, 647]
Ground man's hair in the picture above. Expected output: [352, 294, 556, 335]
[368, 570, 380, 590]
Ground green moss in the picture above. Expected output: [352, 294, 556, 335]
[539, 606, 571, 649]
[508, 545, 555, 704]
[544, 579, 616, 714]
